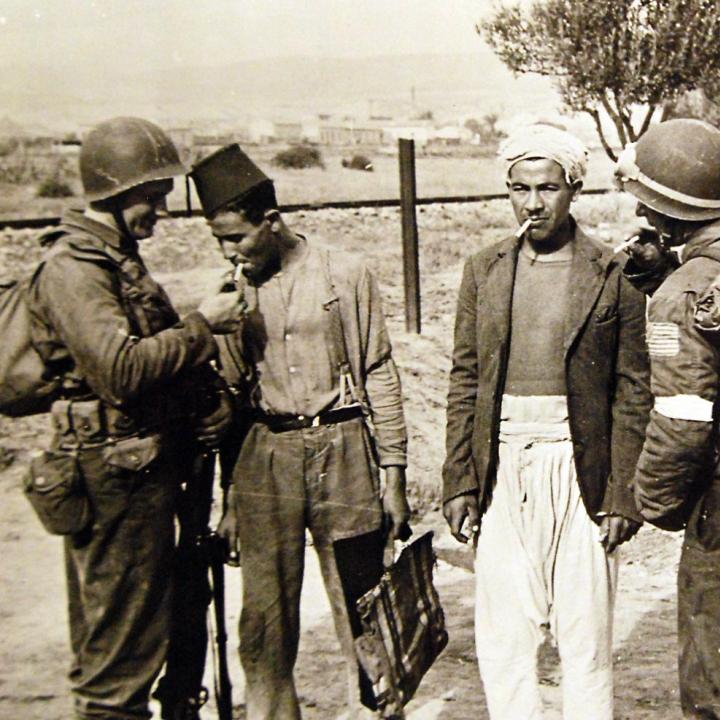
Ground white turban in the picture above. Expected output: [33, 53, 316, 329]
[499, 123, 588, 184]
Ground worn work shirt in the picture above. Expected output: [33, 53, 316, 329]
[243, 245, 339, 417]
[233, 242, 407, 467]
[505, 241, 573, 396]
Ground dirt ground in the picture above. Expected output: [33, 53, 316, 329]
[0, 199, 689, 719]
[0, 450, 686, 720]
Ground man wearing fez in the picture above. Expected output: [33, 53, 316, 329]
[189, 144, 412, 720]
[442, 123, 651, 719]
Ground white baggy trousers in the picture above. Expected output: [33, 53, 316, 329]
[474, 395, 618, 720]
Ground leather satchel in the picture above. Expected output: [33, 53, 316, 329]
[354, 531, 448, 719]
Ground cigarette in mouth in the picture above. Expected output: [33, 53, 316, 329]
[233, 264, 243, 283]
[613, 235, 639, 254]
[515, 218, 533, 238]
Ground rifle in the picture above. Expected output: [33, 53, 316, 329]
[198, 531, 233, 720]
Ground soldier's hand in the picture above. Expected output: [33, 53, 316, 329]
[443, 492, 480, 545]
[198, 292, 246, 334]
[624, 228, 666, 271]
[382, 466, 412, 541]
[600, 514, 641, 554]
[196, 391, 233, 449]
[217, 486, 241, 566]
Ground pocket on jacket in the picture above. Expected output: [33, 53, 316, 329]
[594, 304, 618, 325]
[102, 434, 162, 474]
[23, 449, 92, 535]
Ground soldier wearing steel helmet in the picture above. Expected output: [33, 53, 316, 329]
[616, 118, 720, 718]
[27, 117, 245, 720]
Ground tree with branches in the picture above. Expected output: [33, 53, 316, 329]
[480, 0, 720, 160]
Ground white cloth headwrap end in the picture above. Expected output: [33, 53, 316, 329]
[499, 124, 589, 184]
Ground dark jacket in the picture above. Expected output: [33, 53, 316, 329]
[443, 221, 652, 522]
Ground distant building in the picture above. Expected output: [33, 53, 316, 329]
[273, 122, 303, 143]
[167, 127, 194, 150]
[428, 125, 472, 147]
[383, 125, 430, 148]
[193, 134, 236, 147]
[319, 125, 384, 146]
[248, 118, 275, 144]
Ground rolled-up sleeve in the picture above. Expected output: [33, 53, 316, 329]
[357, 266, 407, 467]
[36, 252, 218, 407]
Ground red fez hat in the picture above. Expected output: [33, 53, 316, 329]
[189, 143, 275, 217]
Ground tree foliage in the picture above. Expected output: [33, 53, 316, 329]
[272, 144, 324, 170]
[480, 0, 720, 159]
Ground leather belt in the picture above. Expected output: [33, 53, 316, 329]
[256, 404, 364, 433]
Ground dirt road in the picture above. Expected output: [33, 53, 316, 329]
[0, 449, 685, 720]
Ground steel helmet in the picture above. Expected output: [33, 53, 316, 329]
[80, 117, 186, 202]
[615, 118, 720, 221]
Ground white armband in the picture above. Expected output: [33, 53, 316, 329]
[654, 395, 714, 422]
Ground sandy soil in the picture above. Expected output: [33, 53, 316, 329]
[0, 459, 686, 720]
[0, 199, 689, 719]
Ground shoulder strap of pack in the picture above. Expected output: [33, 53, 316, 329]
[691, 246, 720, 264]
[34, 226, 154, 337]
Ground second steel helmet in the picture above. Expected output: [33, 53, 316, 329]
[80, 117, 186, 202]
[615, 119, 720, 221]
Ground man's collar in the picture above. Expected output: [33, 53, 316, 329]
[61, 208, 136, 252]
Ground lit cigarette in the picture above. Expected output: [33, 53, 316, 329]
[233, 264, 243, 283]
[515, 218, 532, 238]
[614, 235, 639, 254]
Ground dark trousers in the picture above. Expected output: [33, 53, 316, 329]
[234, 420, 385, 720]
[679, 482, 720, 719]
[65, 444, 177, 720]
[154, 451, 215, 717]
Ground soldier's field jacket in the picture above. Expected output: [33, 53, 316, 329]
[29, 210, 219, 436]
[632, 220, 720, 530]
[443, 221, 652, 522]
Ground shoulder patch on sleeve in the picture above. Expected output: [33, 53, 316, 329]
[647, 322, 680, 357]
[694, 279, 720, 333]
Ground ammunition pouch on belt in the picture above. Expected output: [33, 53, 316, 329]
[23, 397, 163, 536]
[50, 398, 141, 447]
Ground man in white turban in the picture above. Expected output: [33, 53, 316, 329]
[442, 122, 651, 719]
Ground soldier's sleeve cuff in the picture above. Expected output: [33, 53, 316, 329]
[182, 311, 219, 364]
[378, 452, 407, 468]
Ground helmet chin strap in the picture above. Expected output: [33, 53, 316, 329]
[110, 202, 134, 243]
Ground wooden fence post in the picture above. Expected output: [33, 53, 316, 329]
[185, 175, 193, 217]
[398, 138, 421, 334]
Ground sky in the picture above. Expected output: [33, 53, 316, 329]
[0, 0, 494, 73]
